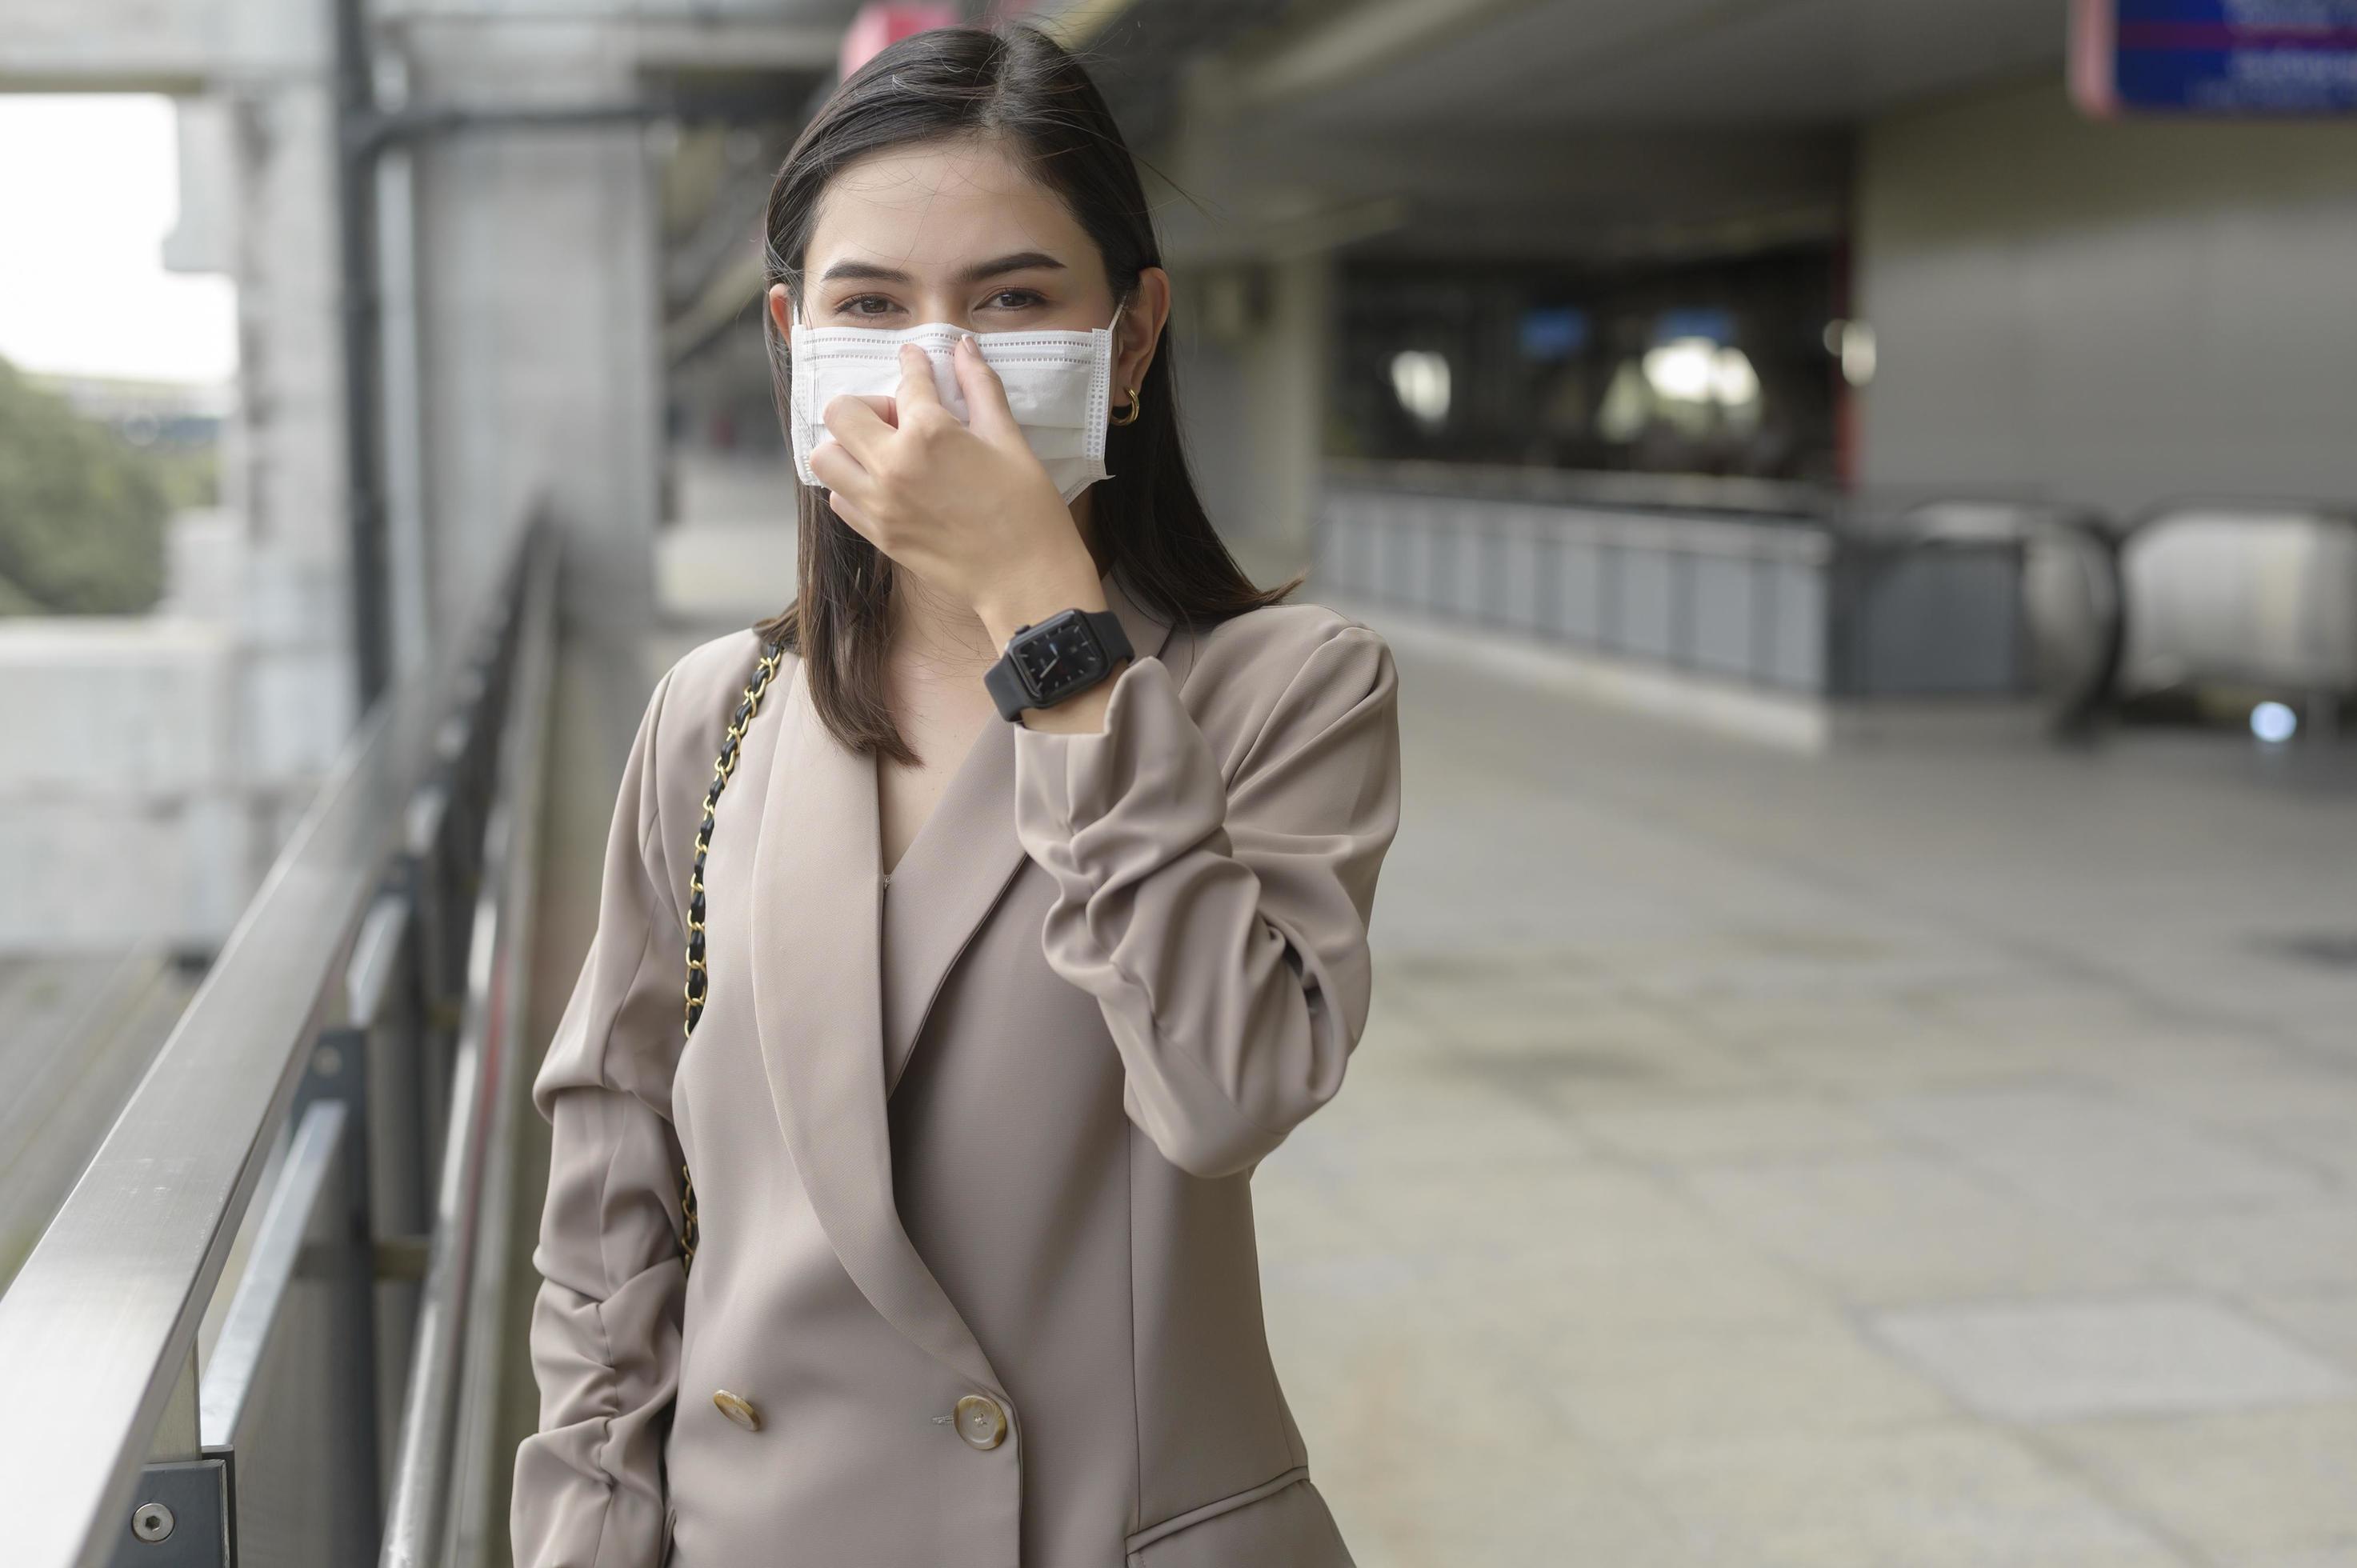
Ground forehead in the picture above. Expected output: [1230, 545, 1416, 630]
[805, 135, 1093, 276]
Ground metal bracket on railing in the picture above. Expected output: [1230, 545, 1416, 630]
[110, 1458, 229, 1568]
[297, 1026, 369, 1127]
[287, 1026, 384, 1547]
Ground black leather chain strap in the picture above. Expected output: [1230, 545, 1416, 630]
[678, 638, 786, 1274]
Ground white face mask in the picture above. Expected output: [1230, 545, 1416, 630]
[789, 302, 1125, 505]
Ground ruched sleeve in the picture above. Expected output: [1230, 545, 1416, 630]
[512, 666, 690, 1568]
[1010, 619, 1402, 1179]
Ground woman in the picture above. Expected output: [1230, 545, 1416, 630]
[513, 23, 1402, 1568]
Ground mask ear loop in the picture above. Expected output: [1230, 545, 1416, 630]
[786, 290, 826, 490]
[1106, 298, 1142, 427]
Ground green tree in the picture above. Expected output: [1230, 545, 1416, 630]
[0, 354, 169, 615]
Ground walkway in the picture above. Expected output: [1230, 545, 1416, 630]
[1267, 600, 2357, 1568]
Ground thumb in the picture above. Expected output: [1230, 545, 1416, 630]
[951, 334, 1022, 446]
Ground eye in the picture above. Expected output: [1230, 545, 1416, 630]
[837, 294, 898, 318]
[982, 288, 1046, 311]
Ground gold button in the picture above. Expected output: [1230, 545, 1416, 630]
[954, 1393, 1007, 1450]
[711, 1389, 761, 1432]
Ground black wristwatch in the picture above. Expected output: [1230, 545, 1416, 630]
[985, 607, 1134, 721]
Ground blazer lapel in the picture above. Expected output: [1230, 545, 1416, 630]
[747, 655, 1002, 1394]
[745, 567, 1173, 1394]
[879, 567, 1174, 1096]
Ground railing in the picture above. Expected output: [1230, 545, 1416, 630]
[1881, 497, 2121, 730]
[1323, 462, 2357, 740]
[0, 521, 559, 1568]
[1318, 466, 2029, 702]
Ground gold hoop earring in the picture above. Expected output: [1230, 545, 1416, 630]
[1110, 386, 1142, 426]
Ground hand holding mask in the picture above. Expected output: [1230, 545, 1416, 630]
[796, 323, 1118, 628]
[790, 305, 1125, 504]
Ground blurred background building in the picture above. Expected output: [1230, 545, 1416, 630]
[2, 2, 2355, 1566]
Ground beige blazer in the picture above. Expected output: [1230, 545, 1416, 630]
[511, 566, 1402, 1568]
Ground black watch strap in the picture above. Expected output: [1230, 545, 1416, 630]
[983, 651, 1031, 722]
[1081, 607, 1133, 667]
[986, 608, 1133, 721]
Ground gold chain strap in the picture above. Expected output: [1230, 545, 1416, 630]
[677, 639, 786, 1274]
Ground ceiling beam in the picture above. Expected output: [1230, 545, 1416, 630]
[1228, 0, 1552, 106]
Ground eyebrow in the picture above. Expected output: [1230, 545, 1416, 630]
[816, 250, 1068, 287]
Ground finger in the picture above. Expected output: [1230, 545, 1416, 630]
[894, 341, 943, 416]
[826, 486, 879, 544]
[951, 333, 1021, 443]
[822, 390, 894, 465]
[807, 434, 871, 500]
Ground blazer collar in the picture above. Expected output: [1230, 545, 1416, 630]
[745, 566, 1172, 1392]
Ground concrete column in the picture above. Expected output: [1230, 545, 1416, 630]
[0, 0, 359, 947]
[1244, 250, 1332, 575]
[224, 76, 359, 812]
[1173, 253, 1333, 582]
[402, 26, 661, 652]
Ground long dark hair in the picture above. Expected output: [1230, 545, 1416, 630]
[753, 22, 1302, 765]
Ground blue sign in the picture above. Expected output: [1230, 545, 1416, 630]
[1653, 307, 1735, 346]
[2074, 0, 2357, 115]
[1519, 307, 1591, 362]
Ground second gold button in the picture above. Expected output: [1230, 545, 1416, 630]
[954, 1393, 1006, 1450]
[712, 1389, 762, 1431]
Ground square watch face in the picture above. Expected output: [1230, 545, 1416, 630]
[1013, 613, 1106, 698]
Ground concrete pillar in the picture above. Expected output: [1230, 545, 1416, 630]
[1244, 250, 1332, 575]
[399, 25, 662, 653]
[1173, 253, 1333, 582]
[221, 77, 359, 817]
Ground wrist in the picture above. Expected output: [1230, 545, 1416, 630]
[976, 553, 1106, 649]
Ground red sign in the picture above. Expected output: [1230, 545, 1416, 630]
[840, 4, 962, 80]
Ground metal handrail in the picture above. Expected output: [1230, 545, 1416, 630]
[1325, 454, 1827, 520]
[381, 525, 558, 1567]
[0, 523, 554, 1568]
[1322, 466, 2136, 719]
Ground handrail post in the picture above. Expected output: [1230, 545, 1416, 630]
[379, 521, 561, 1568]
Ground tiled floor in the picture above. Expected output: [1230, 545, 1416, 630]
[1259, 600, 2357, 1567]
